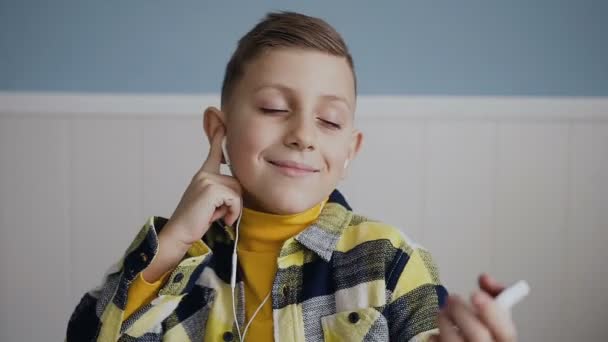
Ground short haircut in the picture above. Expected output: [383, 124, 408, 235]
[221, 11, 356, 107]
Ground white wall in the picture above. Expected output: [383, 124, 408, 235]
[1, 93, 607, 341]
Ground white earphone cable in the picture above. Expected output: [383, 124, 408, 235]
[242, 292, 271, 340]
[230, 207, 271, 342]
[230, 210, 242, 340]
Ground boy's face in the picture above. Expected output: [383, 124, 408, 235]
[205, 48, 362, 214]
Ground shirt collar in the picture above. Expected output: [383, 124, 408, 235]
[208, 189, 353, 261]
[293, 195, 352, 261]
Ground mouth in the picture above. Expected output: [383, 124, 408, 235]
[267, 159, 320, 177]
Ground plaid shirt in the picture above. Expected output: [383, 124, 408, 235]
[66, 189, 447, 341]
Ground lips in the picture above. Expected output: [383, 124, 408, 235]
[268, 159, 319, 176]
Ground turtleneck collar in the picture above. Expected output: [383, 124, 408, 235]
[238, 197, 329, 252]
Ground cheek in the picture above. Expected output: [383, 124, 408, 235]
[231, 120, 275, 164]
[321, 140, 350, 173]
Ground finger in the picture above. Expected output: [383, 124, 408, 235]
[205, 185, 241, 226]
[438, 310, 464, 342]
[478, 273, 505, 297]
[223, 196, 242, 226]
[472, 290, 517, 342]
[209, 173, 242, 195]
[201, 126, 225, 174]
[209, 206, 228, 223]
[428, 334, 441, 342]
[193, 172, 242, 195]
[446, 295, 492, 342]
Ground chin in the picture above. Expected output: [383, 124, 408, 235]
[258, 187, 324, 215]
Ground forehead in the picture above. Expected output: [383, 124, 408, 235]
[238, 48, 356, 109]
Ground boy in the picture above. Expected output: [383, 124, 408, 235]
[67, 11, 517, 341]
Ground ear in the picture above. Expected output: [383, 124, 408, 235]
[341, 129, 364, 179]
[203, 106, 226, 141]
[203, 106, 227, 161]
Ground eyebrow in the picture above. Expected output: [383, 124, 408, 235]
[253, 83, 353, 111]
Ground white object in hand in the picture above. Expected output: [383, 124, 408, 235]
[495, 280, 530, 310]
[222, 137, 231, 166]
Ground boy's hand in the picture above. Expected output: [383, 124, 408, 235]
[142, 127, 243, 282]
[430, 273, 518, 342]
[163, 126, 242, 246]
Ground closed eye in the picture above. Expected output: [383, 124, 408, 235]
[260, 108, 288, 113]
[319, 118, 341, 129]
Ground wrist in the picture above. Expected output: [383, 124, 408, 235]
[141, 226, 191, 282]
[158, 222, 193, 255]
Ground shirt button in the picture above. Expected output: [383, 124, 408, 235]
[173, 273, 184, 283]
[348, 312, 360, 324]
[282, 286, 289, 297]
[139, 252, 148, 263]
[222, 331, 234, 341]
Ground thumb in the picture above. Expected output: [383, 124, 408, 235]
[478, 273, 506, 297]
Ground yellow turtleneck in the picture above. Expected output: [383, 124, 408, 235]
[123, 198, 327, 341]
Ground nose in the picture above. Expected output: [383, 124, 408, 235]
[284, 113, 316, 151]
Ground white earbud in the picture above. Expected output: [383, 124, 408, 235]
[343, 159, 349, 169]
[222, 136, 231, 165]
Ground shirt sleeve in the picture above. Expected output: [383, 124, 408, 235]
[123, 270, 172, 320]
[65, 216, 213, 341]
[385, 245, 448, 341]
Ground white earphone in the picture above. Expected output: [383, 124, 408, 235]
[222, 136, 231, 166]
[344, 159, 349, 169]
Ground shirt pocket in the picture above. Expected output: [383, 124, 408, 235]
[321, 307, 389, 342]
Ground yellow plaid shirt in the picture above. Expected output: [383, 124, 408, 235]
[66, 190, 447, 341]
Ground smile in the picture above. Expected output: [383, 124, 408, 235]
[267, 159, 319, 177]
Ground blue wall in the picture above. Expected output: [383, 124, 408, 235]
[1, 0, 607, 96]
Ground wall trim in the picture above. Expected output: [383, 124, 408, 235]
[1, 92, 607, 121]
